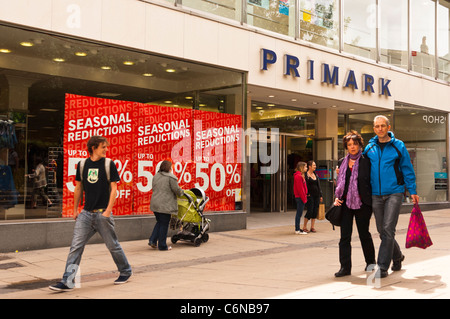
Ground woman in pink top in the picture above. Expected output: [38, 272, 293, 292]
[293, 162, 308, 235]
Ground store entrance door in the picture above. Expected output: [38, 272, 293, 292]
[250, 133, 313, 213]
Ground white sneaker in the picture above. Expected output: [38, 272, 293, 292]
[295, 230, 308, 235]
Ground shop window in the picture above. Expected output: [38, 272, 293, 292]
[438, 0, 450, 82]
[247, 0, 297, 37]
[348, 106, 448, 204]
[181, 0, 242, 22]
[0, 24, 244, 220]
[411, 0, 436, 77]
[343, 0, 377, 60]
[394, 104, 448, 203]
[300, 0, 339, 50]
[379, 0, 408, 70]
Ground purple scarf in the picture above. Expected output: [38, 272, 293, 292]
[335, 150, 362, 210]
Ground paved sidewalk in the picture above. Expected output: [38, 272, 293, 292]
[1, 209, 450, 299]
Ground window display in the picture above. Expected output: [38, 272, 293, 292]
[0, 24, 244, 220]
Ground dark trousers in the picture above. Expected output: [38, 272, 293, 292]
[305, 195, 320, 219]
[149, 212, 171, 250]
[339, 203, 376, 271]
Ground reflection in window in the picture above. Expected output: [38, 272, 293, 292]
[181, 0, 241, 21]
[247, 0, 296, 37]
[438, 0, 450, 82]
[411, 0, 436, 77]
[300, 0, 339, 50]
[0, 24, 244, 220]
[379, 0, 408, 70]
[394, 104, 448, 203]
[343, 0, 377, 60]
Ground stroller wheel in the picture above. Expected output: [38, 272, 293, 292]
[194, 238, 202, 247]
[171, 236, 179, 244]
[202, 233, 209, 243]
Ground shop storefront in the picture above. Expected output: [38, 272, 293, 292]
[1, 0, 449, 252]
[0, 23, 246, 251]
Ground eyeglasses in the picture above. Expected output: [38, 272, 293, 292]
[344, 134, 358, 140]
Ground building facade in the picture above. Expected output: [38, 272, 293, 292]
[0, 0, 449, 251]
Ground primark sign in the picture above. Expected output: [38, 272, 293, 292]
[260, 48, 392, 97]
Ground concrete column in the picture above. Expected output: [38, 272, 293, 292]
[316, 108, 338, 161]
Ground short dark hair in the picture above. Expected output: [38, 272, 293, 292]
[87, 135, 109, 155]
[159, 160, 172, 173]
[343, 130, 364, 149]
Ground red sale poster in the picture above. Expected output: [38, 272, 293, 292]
[192, 110, 242, 211]
[63, 94, 243, 216]
[133, 104, 193, 214]
[63, 94, 135, 217]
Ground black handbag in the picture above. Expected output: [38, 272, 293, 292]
[325, 204, 343, 229]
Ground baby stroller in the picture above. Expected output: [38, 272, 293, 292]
[170, 187, 210, 247]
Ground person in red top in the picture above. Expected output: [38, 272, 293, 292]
[293, 161, 308, 235]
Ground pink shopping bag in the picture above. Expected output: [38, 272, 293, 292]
[405, 204, 433, 249]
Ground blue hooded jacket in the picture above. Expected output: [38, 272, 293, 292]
[364, 132, 417, 196]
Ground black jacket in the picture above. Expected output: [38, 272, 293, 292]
[337, 155, 372, 207]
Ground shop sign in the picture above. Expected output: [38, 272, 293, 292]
[434, 172, 448, 190]
[260, 48, 392, 97]
[422, 115, 446, 124]
[63, 94, 242, 217]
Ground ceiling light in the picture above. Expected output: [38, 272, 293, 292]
[267, 104, 275, 107]
[75, 52, 87, 57]
[312, 101, 319, 105]
[97, 93, 121, 97]
[123, 61, 134, 66]
[331, 105, 337, 108]
[53, 58, 65, 62]
[291, 98, 297, 102]
[268, 95, 275, 98]
[166, 68, 176, 73]
[164, 101, 173, 104]
[20, 41, 34, 47]
[349, 108, 355, 111]
[255, 107, 263, 110]
[0, 49, 11, 53]
[40, 108, 59, 112]
[185, 96, 193, 100]
[101, 66, 111, 70]
[142, 73, 153, 77]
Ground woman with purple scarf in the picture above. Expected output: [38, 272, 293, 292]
[334, 131, 376, 277]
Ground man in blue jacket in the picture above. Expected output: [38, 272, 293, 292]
[364, 115, 419, 278]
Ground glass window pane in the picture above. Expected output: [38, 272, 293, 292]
[247, 0, 297, 37]
[0, 24, 244, 220]
[343, 0, 377, 60]
[380, 0, 408, 69]
[394, 104, 448, 203]
[182, 0, 242, 21]
[300, 0, 339, 50]
[438, 0, 450, 82]
[411, 0, 436, 77]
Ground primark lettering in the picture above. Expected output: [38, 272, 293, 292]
[260, 48, 392, 97]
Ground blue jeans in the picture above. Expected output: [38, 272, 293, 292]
[62, 210, 132, 286]
[149, 212, 171, 250]
[294, 198, 305, 231]
[372, 193, 404, 271]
